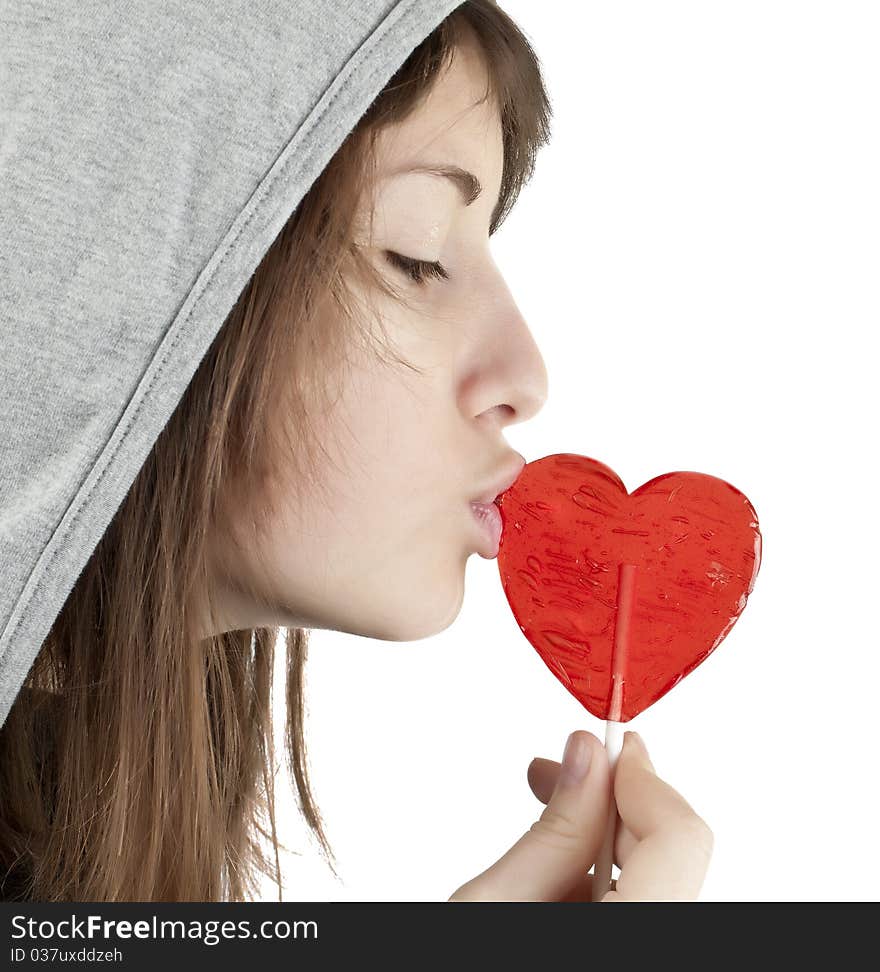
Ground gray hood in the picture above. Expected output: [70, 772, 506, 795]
[0, 0, 465, 727]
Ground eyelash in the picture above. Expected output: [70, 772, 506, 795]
[383, 250, 449, 285]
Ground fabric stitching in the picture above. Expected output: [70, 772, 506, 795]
[0, 0, 455, 662]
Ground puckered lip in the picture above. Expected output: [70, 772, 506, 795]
[470, 454, 526, 506]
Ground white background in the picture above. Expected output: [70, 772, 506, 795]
[258, 1, 879, 902]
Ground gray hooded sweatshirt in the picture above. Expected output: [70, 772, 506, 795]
[0, 0, 466, 728]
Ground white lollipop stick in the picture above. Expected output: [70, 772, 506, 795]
[591, 719, 624, 900]
[591, 562, 637, 902]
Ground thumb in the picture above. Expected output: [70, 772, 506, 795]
[449, 731, 611, 901]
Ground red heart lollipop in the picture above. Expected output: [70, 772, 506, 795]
[495, 454, 761, 722]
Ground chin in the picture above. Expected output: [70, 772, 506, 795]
[365, 567, 466, 642]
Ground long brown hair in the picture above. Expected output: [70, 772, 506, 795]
[0, 0, 552, 901]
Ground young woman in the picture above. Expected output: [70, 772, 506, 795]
[0, 0, 711, 901]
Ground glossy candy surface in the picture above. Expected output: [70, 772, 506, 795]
[495, 454, 761, 722]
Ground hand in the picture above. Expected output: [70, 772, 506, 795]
[448, 729, 713, 902]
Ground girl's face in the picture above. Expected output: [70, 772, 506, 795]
[202, 38, 548, 641]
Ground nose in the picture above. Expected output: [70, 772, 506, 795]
[462, 274, 549, 430]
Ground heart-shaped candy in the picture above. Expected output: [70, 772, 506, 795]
[495, 454, 761, 722]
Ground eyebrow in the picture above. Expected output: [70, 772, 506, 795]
[388, 163, 483, 207]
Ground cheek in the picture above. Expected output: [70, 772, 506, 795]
[278, 399, 463, 577]
[322, 354, 445, 489]
[270, 319, 464, 555]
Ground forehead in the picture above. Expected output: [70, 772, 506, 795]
[373, 40, 503, 186]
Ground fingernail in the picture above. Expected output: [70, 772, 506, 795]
[558, 731, 592, 786]
[626, 731, 653, 767]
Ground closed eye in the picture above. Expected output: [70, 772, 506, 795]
[383, 250, 449, 285]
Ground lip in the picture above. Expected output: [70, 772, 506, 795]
[469, 500, 503, 558]
[471, 453, 526, 506]
[468, 453, 526, 558]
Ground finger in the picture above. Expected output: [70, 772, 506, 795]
[558, 873, 618, 903]
[612, 732, 714, 901]
[526, 756, 560, 804]
[615, 732, 702, 837]
[528, 756, 639, 868]
[450, 731, 612, 902]
[614, 820, 639, 868]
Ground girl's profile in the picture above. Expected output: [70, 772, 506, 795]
[0, 0, 711, 902]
